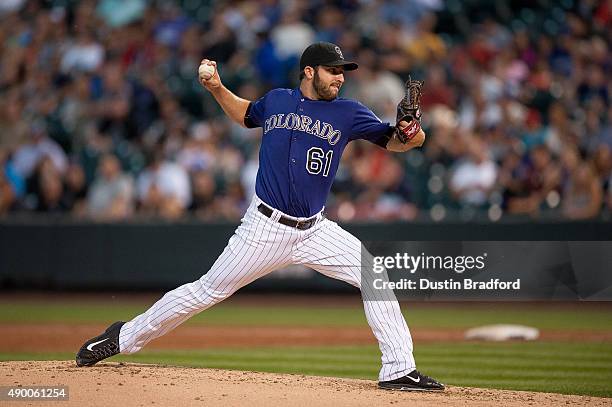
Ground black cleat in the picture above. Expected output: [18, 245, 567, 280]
[76, 321, 125, 367]
[378, 370, 445, 391]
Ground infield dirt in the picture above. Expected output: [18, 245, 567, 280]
[1, 361, 610, 407]
[1, 323, 612, 352]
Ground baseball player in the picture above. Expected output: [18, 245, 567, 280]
[76, 42, 444, 391]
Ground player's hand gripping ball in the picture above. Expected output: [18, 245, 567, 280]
[199, 62, 215, 81]
[198, 59, 220, 91]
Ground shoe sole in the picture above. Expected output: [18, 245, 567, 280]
[75, 345, 103, 367]
[75, 358, 95, 367]
[378, 383, 445, 392]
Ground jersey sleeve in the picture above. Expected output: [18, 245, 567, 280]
[244, 93, 267, 128]
[350, 101, 395, 146]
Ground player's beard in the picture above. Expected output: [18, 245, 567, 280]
[313, 69, 341, 101]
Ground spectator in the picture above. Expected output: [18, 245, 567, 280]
[95, 61, 132, 140]
[270, 7, 314, 60]
[559, 146, 581, 190]
[314, 6, 343, 44]
[521, 110, 548, 151]
[189, 170, 216, 219]
[177, 122, 215, 173]
[200, 15, 237, 65]
[137, 150, 191, 219]
[404, 13, 447, 65]
[96, 0, 146, 28]
[254, 26, 291, 89]
[216, 180, 247, 220]
[420, 65, 455, 110]
[0, 149, 24, 201]
[36, 171, 66, 213]
[592, 144, 612, 190]
[0, 90, 28, 153]
[577, 64, 609, 106]
[450, 138, 498, 207]
[506, 145, 561, 215]
[60, 30, 105, 73]
[352, 50, 404, 119]
[562, 163, 603, 220]
[0, 0, 24, 15]
[87, 154, 134, 220]
[0, 151, 17, 214]
[152, 3, 189, 47]
[62, 162, 88, 214]
[12, 122, 68, 179]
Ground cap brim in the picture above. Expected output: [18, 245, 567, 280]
[325, 60, 359, 71]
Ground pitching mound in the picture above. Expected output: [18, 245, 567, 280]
[0, 361, 607, 407]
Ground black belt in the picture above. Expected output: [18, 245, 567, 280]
[257, 203, 319, 230]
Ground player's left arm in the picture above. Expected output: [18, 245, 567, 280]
[384, 122, 426, 152]
[351, 101, 425, 152]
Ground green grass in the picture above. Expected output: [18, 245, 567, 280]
[1, 301, 611, 330]
[3, 342, 611, 397]
[2, 300, 611, 397]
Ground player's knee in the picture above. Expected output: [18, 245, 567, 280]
[193, 277, 234, 306]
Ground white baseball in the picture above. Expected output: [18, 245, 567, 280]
[198, 63, 215, 80]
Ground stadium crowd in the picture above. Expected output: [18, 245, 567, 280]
[0, 0, 610, 221]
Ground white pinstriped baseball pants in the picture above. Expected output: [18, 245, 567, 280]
[119, 195, 416, 381]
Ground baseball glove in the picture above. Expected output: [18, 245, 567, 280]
[395, 77, 424, 143]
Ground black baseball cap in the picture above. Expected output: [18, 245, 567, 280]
[299, 42, 358, 71]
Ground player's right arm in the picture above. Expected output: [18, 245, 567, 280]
[198, 59, 251, 128]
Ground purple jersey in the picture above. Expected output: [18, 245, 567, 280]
[245, 87, 393, 217]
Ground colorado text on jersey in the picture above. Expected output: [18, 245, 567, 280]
[264, 113, 342, 145]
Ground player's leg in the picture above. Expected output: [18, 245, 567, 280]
[119, 204, 295, 354]
[293, 218, 415, 382]
[76, 198, 296, 366]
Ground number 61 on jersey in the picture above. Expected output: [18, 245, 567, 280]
[306, 147, 333, 177]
